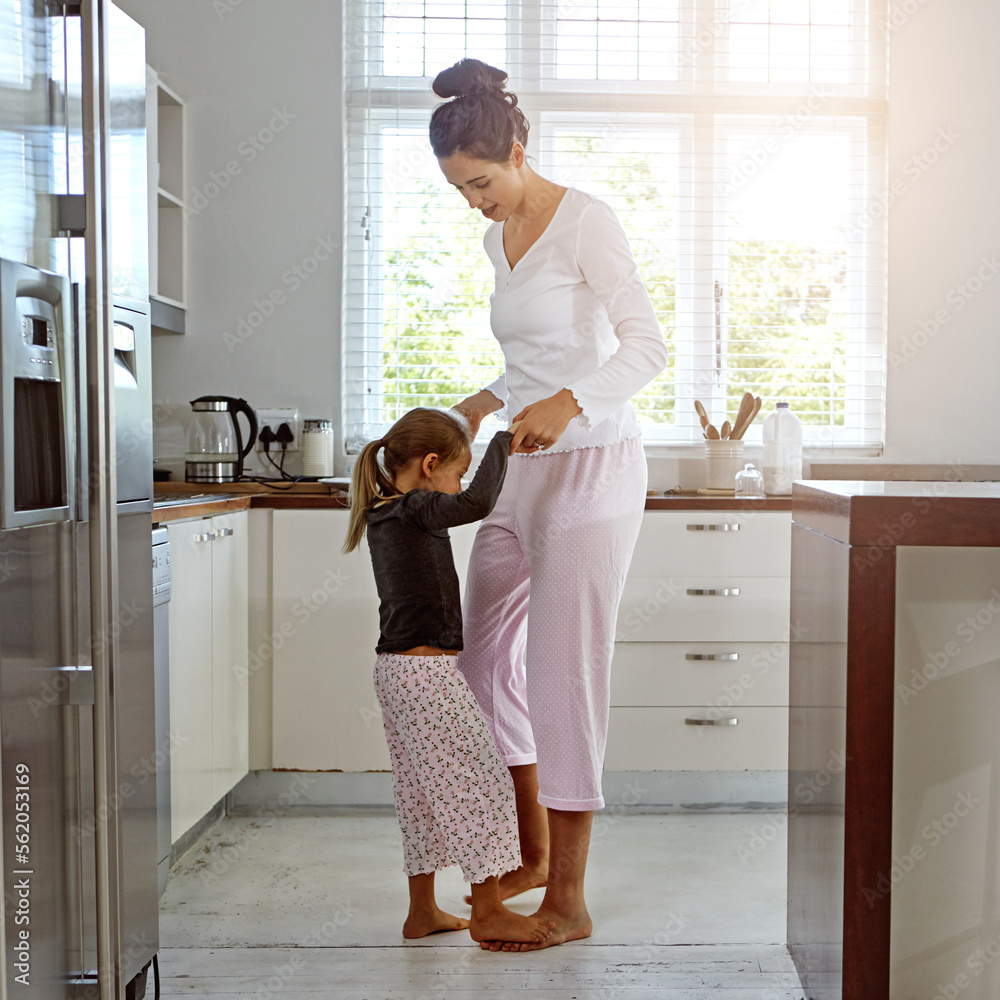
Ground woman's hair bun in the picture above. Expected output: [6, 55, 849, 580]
[432, 58, 507, 99]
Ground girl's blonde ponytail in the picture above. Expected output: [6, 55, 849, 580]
[343, 439, 401, 553]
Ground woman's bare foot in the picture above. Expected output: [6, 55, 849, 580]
[402, 904, 470, 939]
[463, 863, 548, 905]
[470, 907, 552, 945]
[485, 905, 592, 952]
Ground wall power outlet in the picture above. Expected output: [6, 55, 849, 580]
[255, 408, 300, 451]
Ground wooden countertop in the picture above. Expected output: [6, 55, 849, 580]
[151, 483, 794, 522]
[791, 479, 1000, 546]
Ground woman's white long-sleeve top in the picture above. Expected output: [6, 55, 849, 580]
[482, 187, 669, 454]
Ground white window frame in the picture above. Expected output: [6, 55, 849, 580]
[344, 0, 888, 452]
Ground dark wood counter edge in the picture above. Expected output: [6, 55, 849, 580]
[151, 495, 254, 523]
[153, 493, 794, 521]
[792, 481, 1000, 547]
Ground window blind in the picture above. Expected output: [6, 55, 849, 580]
[344, 1, 887, 452]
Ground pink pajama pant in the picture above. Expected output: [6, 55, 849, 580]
[374, 652, 521, 884]
[457, 436, 647, 811]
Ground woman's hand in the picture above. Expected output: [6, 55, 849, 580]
[508, 389, 583, 454]
[452, 390, 504, 441]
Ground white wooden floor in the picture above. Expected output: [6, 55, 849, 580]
[156, 814, 806, 998]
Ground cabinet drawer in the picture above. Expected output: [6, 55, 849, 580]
[628, 511, 791, 578]
[611, 642, 789, 707]
[616, 575, 790, 641]
[605, 707, 788, 771]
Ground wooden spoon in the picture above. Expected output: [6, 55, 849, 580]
[720, 420, 731, 439]
[694, 399, 710, 432]
[705, 423, 721, 440]
[733, 396, 763, 439]
[731, 392, 754, 438]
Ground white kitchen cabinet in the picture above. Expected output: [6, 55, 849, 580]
[269, 509, 479, 771]
[268, 506, 791, 787]
[606, 510, 792, 774]
[166, 511, 248, 841]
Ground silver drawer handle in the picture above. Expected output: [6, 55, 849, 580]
[193, 531, 215, 542]
[686, 652, 739, 661]
[687, 523, 740, 531]
[215, 527, 234, 537]
[686, 587, 740, 596]
[685, 717, 739, 726]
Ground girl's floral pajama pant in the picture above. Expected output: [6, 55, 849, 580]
[374, 651, 522, 884]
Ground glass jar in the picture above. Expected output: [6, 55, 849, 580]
[734, 462, 765, 499]
[301, 418, 335, 477]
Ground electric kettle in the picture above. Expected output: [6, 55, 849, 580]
[185, 396, 258, 483]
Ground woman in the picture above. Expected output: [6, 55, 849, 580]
[429, 57, 668, 951]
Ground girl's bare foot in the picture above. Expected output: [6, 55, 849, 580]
[402, 904, 470, 939]
[469, 907, 552, 945]
[487, 906, 592, 952]
[463, 863, 548, 905]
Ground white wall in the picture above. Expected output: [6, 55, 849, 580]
[883, 0, 1000, 465]
[117, 0, 344, 478]
[120, 0, 1000, 477]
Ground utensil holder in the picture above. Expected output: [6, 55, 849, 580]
[704, 439, 744, 490]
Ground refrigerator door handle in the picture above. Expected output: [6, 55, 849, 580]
[53, 664, 96, 705]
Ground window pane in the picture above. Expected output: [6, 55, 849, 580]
[599, 0, 639, 19]
[557, 2, 679, 81]
[770, 25, 810, 82]
[813, 0, 851, 25]
[559, 0, 597, 19]
[638, 0, 679, 19]
[639, 21, 679, 82]
[723, 126, 856, 432]
[597, 20, 639, 80]
[811, 26, 851, 85]
[466, 0, 505, 17]
[465, 20, 507, 69]
[382, 7, 507, 77]
[424, 18, 467, 76]
[725, 1, 857, 84]
[770, 0, 810, 26]
[557, 19, 598, 78]
[379, 129, 504, 421]
[729, 0, 770, 25]
[728, 24, 770, 82]
[383, 18, 424, 77]
[547, 125, 679, 425]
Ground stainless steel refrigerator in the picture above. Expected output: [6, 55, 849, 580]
[0, 3, 158, 998]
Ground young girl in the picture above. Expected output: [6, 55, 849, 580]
[344, 407, 549, 946]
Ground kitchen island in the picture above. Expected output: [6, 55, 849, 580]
[787, 481, 1000, 1000]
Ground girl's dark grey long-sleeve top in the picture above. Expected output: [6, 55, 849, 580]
[365, 430, 513, 654]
